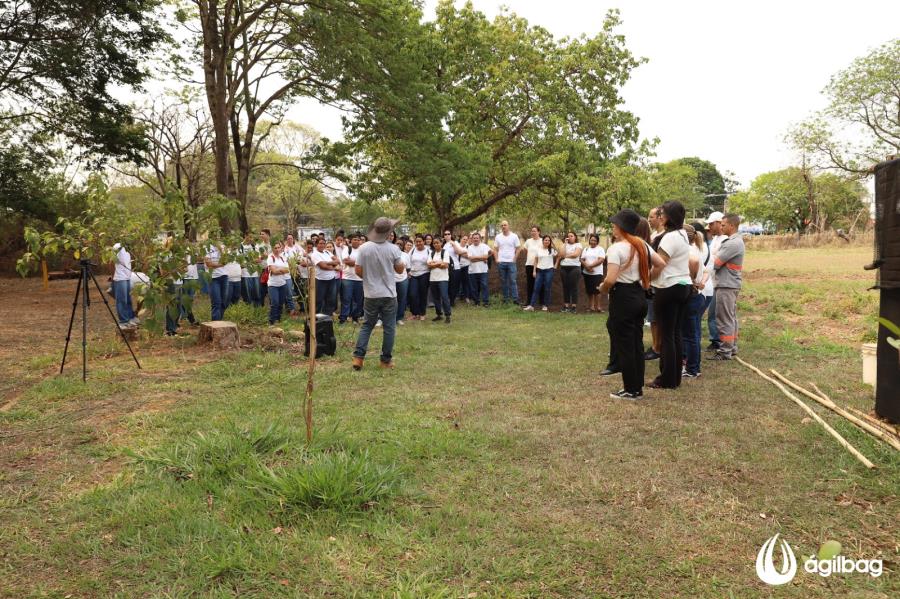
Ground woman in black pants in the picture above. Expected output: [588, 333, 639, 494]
[599, 210, 665, 399]
[649, 201, 699, 389]
[559, 231, 583, 312]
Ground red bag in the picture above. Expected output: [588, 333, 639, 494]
[260, 257, 270, 285]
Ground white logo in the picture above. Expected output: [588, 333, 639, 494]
[756, 534, 797, 586]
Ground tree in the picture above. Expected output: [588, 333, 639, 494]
[0, 0, 166, 162]
[344, 2, 644, 231]
[728, 167, 868, 232]
[669, 157, 736, 213]
[789, 39, 900, 176]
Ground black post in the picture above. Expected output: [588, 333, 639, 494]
[59, 272, 83, 374]
[82, 263, 89, 381]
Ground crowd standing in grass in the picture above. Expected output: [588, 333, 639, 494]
[111, 202, 745, 398]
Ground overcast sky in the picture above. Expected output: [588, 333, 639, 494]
[287, 0, 899, 187]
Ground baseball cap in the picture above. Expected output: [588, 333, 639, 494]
[705, 211, 724, 224]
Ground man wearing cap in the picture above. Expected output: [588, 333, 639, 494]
[351, 217, 407, 370]
[704, 211, 727, 351]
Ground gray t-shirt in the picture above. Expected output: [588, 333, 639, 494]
[355, 240, 403, 298]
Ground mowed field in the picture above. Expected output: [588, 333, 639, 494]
[0, 243, 897, 598]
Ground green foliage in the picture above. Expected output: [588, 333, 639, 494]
[728, 167, 867, 231]
[789, 39, 900, 175]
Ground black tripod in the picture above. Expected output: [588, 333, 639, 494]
[61, 259, 141, 381]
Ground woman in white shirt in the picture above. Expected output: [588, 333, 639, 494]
[407, 236, 431, 320]
[522, 226, 543, 307]
[559, 231, 583, 313]
[598, 210, 666, 399]
[452, 235, 472, 303]
[427, 238, 452, 323]
[309, 237, 341, 315]
[681, 223, 713, 378]
[523, 235, 557, 311]
[581, 233, 606, 313]
[648, 201, 699, 390]
[266, 241, 290, 325]
[395, 239, 413, 324]
[204, 242, 230, 321]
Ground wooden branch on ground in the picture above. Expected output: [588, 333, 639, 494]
[304, 263, 316, 445]
[770, 370, 900, 452]
[846, 406, 900, 440]
[735, 357, 875, 469]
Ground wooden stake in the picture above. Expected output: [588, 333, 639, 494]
[41, 259, 49, 291]
[304, 264, 316, 445]
[735, 357, 875, 469]
[846, 406, 900, 440]
[770, 370, 900, 452]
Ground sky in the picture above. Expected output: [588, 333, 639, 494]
[286, 0, 900, 187]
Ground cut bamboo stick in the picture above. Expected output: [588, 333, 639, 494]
[846, 406, 900, 439]
[770, 370, 900, 452]
[305, 263, 316, 446]
[735, 357, 875, 469]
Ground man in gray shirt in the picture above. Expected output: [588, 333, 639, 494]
[712, 213, 745, 360]
[352, 217, 406, 370]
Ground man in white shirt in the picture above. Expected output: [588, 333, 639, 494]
[339, 233, 364, 323]
[704, 211, 726, 350]
[522, 226, 543, 308]
[493, 220, 521, 304]
[205, 242, 230, 321]
[112, 243, 138, 326]
[442, 230, 463, 307]
[466, 233, 491, 306]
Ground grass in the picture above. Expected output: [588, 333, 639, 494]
[0, 243, 897, 598]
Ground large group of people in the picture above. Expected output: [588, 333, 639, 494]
[110, 202, 745, 398]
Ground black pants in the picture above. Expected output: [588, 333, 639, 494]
[607, 282, 648, 394]
[561, 265, 580, 305]
[653, 285, 692, 388]
[449, 267, 461, 306]
[525, 265, 535, 306]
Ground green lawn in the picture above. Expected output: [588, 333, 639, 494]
[0, 245, 897, 598]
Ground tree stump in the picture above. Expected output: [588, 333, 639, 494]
[198, 321, 240, 349]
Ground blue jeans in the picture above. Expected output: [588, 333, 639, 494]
[196, 264, 209, 295]
[408, 273, 430, 316]
[681, 293, 709, 375]
[353, 297, 398, 363]
[179, 282, 197, 323]
[241, 275, 263, 307]
[209, 275, 229, 320]
[228, 281, 241, 309]
[112, 279, 134, 324]
[285, 277, 297, 311]
[165, 283, 182, 333]
[431, 280, 451, 316]
[468, 271, 489, 305]
[340, 279, 364, 322]
[707, 291, 719, 346]
[268, 284, 287, 324]
[530, 268, 554, 307]
[498, 262, 519, 303]
[315, 278, 338, 315]
[395, 279, 409, 322]
[458, 266, 470, 299]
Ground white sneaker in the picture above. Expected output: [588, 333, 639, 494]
[397, 320, 405, 326]
[522, 305, 534, 311]
[541, 306, 548, 311]
[129, 317, 141, 326]
[375, 320, 382, 327]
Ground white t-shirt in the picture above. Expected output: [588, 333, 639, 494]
[310, 249, 337, 280]
[184, 256, 199, 281]
[560, 242, 583, 267]
[206, 245, 229, 278]
[524, 237, 544, 265]
[342, 245, 362, 281]
[534, 247, 558, 270]
[239, 244, 257, 277]
[395, 252, 411, 282]
[113, 247, 132, 281]
[408, 247, 431, 277]
[606, 241, 655, 285]
[697, 244, 714, 297]
[653, 230, 692, 288]
[225, 261, 242, 282]
[466, 243, 489, 274]
[266, 254, 288, 287]
[282, 244, 301, 261]
[494, 232, 520, 263]
[709, 234, 727, 258]
[298, 247, 312, 279]
[581, 245, 605, 275]
[444, 241, 461, 270]
[428, 249, 450, 282]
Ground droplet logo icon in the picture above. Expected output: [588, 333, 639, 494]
[756, 534, 797, 585]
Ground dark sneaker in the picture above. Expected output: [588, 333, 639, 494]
[432, 315, 444, 322]
[682, 371, 701, 379]
[710, 353, 732, 361]
[444, 316, 451, 324]
[610, 389, 643, 400]
[643, 350, 660, 360]
[600, 368, 620, 376]
[706, 342, 720, 351]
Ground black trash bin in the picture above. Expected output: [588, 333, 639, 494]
[304, 314, 336, 358]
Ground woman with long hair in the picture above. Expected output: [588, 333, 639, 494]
[427, 237, 452, 323]
[559, 231, 583, 312]
[407, 235, 431, 321]
[581, 233, 605, 312]
[682, 223, 713, 378]
[598, 210, 665, 399]
[649, 201, 698, 389]
[523, 235, 557, 311]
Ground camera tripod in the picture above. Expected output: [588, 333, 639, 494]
[60, 259, 141, 381]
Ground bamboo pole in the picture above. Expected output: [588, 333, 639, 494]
[304, 264, 316, 445]
[770, 370, 900, 452]
[846, 406, 900, 440]
[735, 357, 875, 469]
